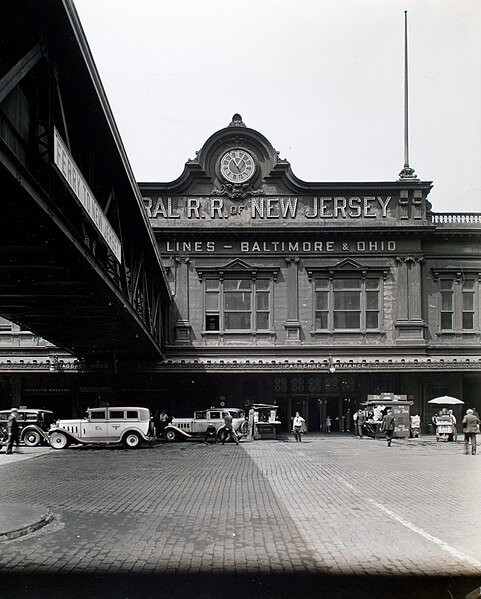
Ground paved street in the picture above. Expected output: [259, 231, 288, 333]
[0, 435, 480, 598]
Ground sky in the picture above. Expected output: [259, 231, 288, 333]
[73, 0, 481, 213]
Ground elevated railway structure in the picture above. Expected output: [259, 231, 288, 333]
[0, 0, 171, 361]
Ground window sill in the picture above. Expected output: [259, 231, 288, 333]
[310, 329, 386, 336]
[436, 330, 479, 336]
[201, 330, 275, 336]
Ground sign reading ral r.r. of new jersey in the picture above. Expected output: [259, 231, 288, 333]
[143, 194, 426, 226]
[53, 128, 122, 262]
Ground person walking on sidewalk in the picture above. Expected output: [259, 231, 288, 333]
[5, 408, 20, 454]
[380, 408, 395, 447]
[325, 415, 331, 433]
[462, 409, 480, 455]
[292, 412, 306, 442]
[356, 409, 366, 438]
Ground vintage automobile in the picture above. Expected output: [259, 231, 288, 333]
[48, 406, 155, 449]
[0, 408, 56, 447]
[163, 407, 246, 442]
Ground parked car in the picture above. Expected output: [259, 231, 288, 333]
[164, 407, 246, 442]
[0, 408, 55, 447]
[48, 407, 155, 449]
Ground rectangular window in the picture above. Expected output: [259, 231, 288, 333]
[109, 411, 124, 419]
[204, 277, 271, 332]
[462, 279, 475, 330]
[440, 279, 454, 330]
[126, 411, 139, 419]
[314, 276, 380, 331]
[91, 411, 106, 420]
[439, 277, 477, 332]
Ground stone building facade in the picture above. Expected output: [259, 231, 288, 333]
[138, 115, 481, 432]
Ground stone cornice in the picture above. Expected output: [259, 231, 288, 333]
[131, 357, 481, 374]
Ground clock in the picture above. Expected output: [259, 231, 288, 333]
[219, 149, 256, 184]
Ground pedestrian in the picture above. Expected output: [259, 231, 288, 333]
[448, 409, 457, 441]
[292, 412, 306, 442]
[380, 408, 395, 447]
[204, 422, 217, 445]
[158, 410, 169, 437]
[325, 415, 331, 433]
[356, 409, 366, 438]
[462, 408, 480, 455]
[221, 411, 240, 445]
[5, 408, 20, 454]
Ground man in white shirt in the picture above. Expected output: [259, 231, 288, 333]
[292, 412, 306, 442]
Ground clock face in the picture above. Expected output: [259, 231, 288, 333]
[220, 149, 255, 184]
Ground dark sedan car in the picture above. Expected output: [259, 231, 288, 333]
[0, 408, 55, 447]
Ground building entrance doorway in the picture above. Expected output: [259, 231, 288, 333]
[290, 396, 349, 433]
[313, 396, 355, 433]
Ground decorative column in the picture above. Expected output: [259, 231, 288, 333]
[394, 255, 426, 345]
[173, 256, 192, 344]
[284, 256, 301, 343]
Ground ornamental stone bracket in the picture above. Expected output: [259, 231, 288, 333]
[211, 183, 263, 199]
[394, 319, 427, 346]
[174, 321, 192, 345]
[284, 321, 302, 343]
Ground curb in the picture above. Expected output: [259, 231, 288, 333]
[0, 503, 54, 541]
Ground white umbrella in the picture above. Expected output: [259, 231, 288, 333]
[428, 396, 464, 405]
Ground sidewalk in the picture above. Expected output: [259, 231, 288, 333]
[0, 447, 53, 539]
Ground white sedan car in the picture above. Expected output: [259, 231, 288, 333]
[48, 407, 155, 449]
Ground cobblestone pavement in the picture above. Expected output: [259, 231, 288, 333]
[0, 435, 480, 599]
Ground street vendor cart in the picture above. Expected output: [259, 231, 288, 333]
[246, 404, 281, 440]
[362, 394, 413, 439]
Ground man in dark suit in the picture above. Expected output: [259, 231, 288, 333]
[462, 409, 480, 455]
[381, 408, 395, 447]
[5, 408, 20, 454]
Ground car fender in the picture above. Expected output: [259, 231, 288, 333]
[120, 427, 153, 442]
[21, 425, 49, 443]
[48, 427, 81, 444]
[164, 425, 191, 438]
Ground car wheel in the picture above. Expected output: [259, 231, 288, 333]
[50, 432, 69, 450]
[165, 429, 177, 442]
[23, 430, 42, 447]
[123, 432, 142, 449]
[217, 427, 228, 443]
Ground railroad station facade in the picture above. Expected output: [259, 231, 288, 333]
[135, 115, 481, 432]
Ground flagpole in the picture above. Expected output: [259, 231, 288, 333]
[404, 10, 409, 169]
[399, 10, 417, 180]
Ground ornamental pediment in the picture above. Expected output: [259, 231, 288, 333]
[306, 259, 390, 281]
[196, 259, 279, 281]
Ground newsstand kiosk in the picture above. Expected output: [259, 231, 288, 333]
[362, 394, 413, 439]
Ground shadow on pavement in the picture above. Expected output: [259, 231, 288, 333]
[2, 572, 481, 599]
